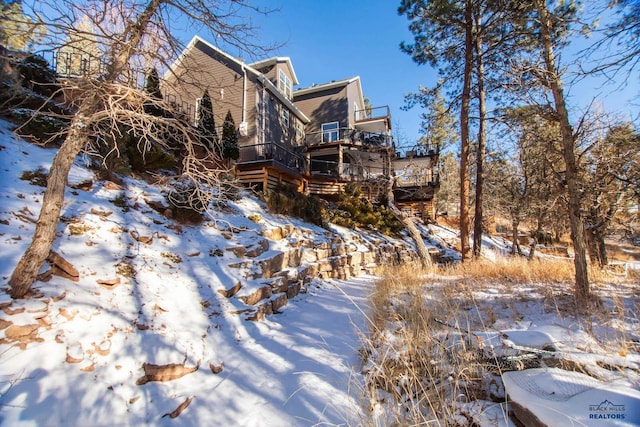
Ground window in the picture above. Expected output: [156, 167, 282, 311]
[278, 69, 292, 99]
[194, 97, 202, 125]
[295, 120, 304, 144]
[282, 108, 290, 128]
[321, 121, 339, 143]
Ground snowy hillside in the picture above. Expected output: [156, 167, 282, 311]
[1, 119, 639, 426]
[0, 119, 379, 426]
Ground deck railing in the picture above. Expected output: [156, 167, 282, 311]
[309, 158, 386, 181]
[354, 105, 390, 122]
[305, 127, 391, 147]
[395, 144, 440, 159]
[395, 171, 440, 188]
[238, 142, 306, 172]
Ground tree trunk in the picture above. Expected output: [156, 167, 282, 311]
[9, 0, 162, 299]
[585, 226, 608, 267]
[459, 0, 473, 262]
[9, 101, 95, 298]
[511, 216, 521, 256]
[386, 156, 432, 268]
[534, 0, 589, 302]
[472, 12, 486, 259]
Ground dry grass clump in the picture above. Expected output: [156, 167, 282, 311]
[436, 256, 615, 284]
[359, 256, 637, 425]
[361, 264, 500, 425]
[438, 257, 576, 283]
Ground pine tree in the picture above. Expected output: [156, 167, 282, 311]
[221, 110, 239, 162]
[0, 0, 43, 50]
[399, 0, 474, 261]
[144, 67, 163, 117]
[197, 89, 217, 150]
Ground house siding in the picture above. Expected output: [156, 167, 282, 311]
[293, 85, 349, 132]
[345, 81, 363, 127]
[163, 40, 257, 147]
[164, 40, 305, 150]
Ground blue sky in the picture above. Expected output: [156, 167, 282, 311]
[193, 1, 639, 146]
[247, 0, 436, 147]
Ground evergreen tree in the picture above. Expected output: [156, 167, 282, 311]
[197, 89, 217, 149]
[0, 0, 43, 50]
[399, 0, 474, 261]
[221, 109, 239, 162]
[145, 67, 162, 99]
[531, 0, 590, 303]
[144, 67, 163, 117]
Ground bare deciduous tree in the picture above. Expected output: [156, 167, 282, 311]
[7, 0, 271, 299]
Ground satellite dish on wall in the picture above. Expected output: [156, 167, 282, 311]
[238, 121, 248, 137]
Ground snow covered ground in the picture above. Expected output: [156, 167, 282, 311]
[1, 119, 639, 426]
[0, 120, 377, 426]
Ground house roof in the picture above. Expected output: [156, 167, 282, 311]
[294, 76, 359, 96]
[166, 35, 309, 123]
[249, 57, 300, 86]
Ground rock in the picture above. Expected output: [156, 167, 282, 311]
[300, 248, 318, 263]
[246, 302, 273, 321]
[271, 294, 288, 313]
[136, 362, 199, 385]
[287, 281, 301, 299]
[269, 277, 288, 294]
[257, 252, 286, 278]
[262, 227, 283, 241]
[47, 251, 79, 281]
[238, 285, 271, 306]
[273, 268, 298, 284]
[97, 278, 121, 289]
[226, 246, 246, 258]
[245, 239, 269, 257]
[218, 282, 242, 298]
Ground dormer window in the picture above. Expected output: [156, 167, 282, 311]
[278, 69, 292, 99]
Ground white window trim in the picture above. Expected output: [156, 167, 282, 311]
[278, 69, 292, 99]
[321, 121, 339, 143]
[195, 97, 202, 125]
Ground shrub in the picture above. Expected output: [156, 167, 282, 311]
[165, 177, 210, 224]
[324, 183, 402, 235]
[126, 140, 177, 173]
[11, 108, 68, 145]
[17, 54, 58, 97]
[110, 192, 128, 208]
[20, 166, 48, 187]
[265, 184, 325, 226]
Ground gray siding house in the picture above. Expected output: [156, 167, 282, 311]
[293, 77, 393, 199]
[164, 36, 310, 191]
[164, 36, 438, 217]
